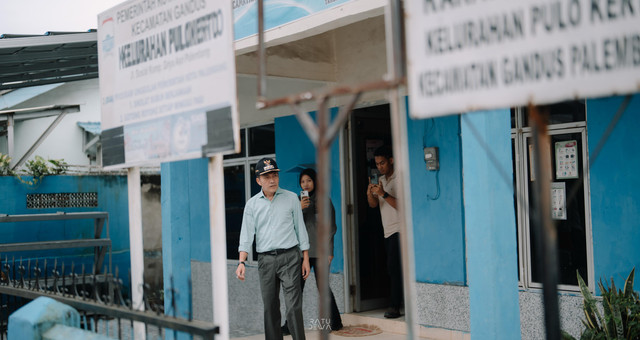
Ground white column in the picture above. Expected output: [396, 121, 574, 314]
[208, 155, 229, 340]
[127, 166, 146, 339]
[7, 113, 14, 163]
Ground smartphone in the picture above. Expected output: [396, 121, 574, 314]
[300, 190, 309, 198]
[370, 173, 379, 185]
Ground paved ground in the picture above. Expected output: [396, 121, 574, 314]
[231, 330, 413, 340]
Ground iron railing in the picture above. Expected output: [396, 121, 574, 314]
[0, 256, 218, 340]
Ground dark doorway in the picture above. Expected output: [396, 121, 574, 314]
[349, 104, 391, 311]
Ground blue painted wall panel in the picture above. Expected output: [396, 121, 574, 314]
[587, 94, 640, 291]
[274, 110, 344, 273]
[161, 160, 203, 321]
[406, 110, 466, 285]
[461, 110, 520, 339]
[0, 175, 131, 285]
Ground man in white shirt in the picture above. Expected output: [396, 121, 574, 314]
[366, 145, 403, 318]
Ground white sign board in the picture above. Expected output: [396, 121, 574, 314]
[405, 0, 640, 118]
[98, 0, 238, 169]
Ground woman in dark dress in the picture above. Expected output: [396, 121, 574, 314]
[283, 168, 343, 334]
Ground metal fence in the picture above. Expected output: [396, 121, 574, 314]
[0, 256, 218, 339]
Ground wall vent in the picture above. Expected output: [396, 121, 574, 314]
[26, 193, 98, 209]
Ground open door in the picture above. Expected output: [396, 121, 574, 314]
[347, 104, 392, 312]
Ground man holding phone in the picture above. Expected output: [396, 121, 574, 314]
[366, 145, 403, 319]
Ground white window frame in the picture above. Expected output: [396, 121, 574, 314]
[511, 107, 595, 292]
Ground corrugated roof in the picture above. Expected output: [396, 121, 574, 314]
[77, 121, 101, 135]
[0, 30, 98, 91]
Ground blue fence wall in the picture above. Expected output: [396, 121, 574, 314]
[0, 175, 131, 284]
[587, 94, 640, 292]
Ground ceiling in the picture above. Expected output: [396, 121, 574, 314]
[0, 31, 98, 91]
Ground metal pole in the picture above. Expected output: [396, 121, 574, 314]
[529, 106, 561, 340]
[257, 0, 266, 101]
[385, 0, 419, 338]
[7, 113, 14, 163]
[127, 166, 146, 339]
[208, 155, 230, 340]
[316, 98, 331, 339]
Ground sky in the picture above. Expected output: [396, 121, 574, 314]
[0, 0, 124, 35]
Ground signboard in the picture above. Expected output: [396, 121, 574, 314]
[405, 0, 640, 118]
[233, 0, 352, 40]
[98, 0, 239, 169]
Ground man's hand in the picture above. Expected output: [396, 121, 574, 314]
[236, 263, 245, 281]
[367, 177, 380, 208]
[302, 252, 311, 280]
[371, 181, 385, 197]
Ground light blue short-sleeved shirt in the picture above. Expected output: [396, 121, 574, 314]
[238, 187, 310, 254]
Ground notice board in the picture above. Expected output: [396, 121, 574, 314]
[98, 0, 239, 169]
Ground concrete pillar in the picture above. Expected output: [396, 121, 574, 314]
[461, 110, 521, 339]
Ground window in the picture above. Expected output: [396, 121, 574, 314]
[224, 123, 275, 260]
[511, 100, 593, 290]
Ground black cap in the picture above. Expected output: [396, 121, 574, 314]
[255, 157, 280, 176]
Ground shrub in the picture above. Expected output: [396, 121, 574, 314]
[562, 268, 640, 340]
[14, 155, 69, 186]
[0, 153, 12, 175]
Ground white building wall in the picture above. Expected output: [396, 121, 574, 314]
[9, 78, 101, 166]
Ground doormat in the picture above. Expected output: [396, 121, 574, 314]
[332, 324, 382, 337]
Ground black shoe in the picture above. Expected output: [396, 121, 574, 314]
[330, 323, 343, 332]
[281, 323, 290, 336]
[384, 307, 401, 319]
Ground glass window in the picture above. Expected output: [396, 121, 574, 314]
[511, 100, 591, 290]
[224, 165, 246, 259]
[224, 123, 276, 261]
[248, 124, 275, 156]
[522, 100, 586, 126]
[224, 129, 246, 160]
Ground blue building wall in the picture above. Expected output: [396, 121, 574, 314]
[0, 175, 131, 283]
[461, 109, 521, 339]
[587, 94, 640, 291]
[406, 111, 466, 285]
[274, 110, 344, 273]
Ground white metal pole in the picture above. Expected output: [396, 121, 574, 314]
[127, 166, 146, 339]
[7, 113, 14, 163]
[385, 0, 419, 338]
[208, 155, 230, 340]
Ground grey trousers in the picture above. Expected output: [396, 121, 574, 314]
[258, 248, 305, 340]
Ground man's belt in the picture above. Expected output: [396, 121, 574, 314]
[258, 245, 297, 255]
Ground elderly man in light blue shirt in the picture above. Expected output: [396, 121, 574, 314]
[236, 157, 310, 340]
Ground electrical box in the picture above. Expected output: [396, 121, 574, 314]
[424, 147, 439, 171]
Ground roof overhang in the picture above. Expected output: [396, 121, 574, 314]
[0, 32, 98, 91]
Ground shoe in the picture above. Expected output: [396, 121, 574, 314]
[330, 323, 343, 332]
[281, 323, 290, 336]
[384, 307, 401, 319]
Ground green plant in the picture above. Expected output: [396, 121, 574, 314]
[14, 155, 69, 186]
[47, 158, 68, 174]
[562, 268, 640, 340]
[0, 153, 12, 175]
